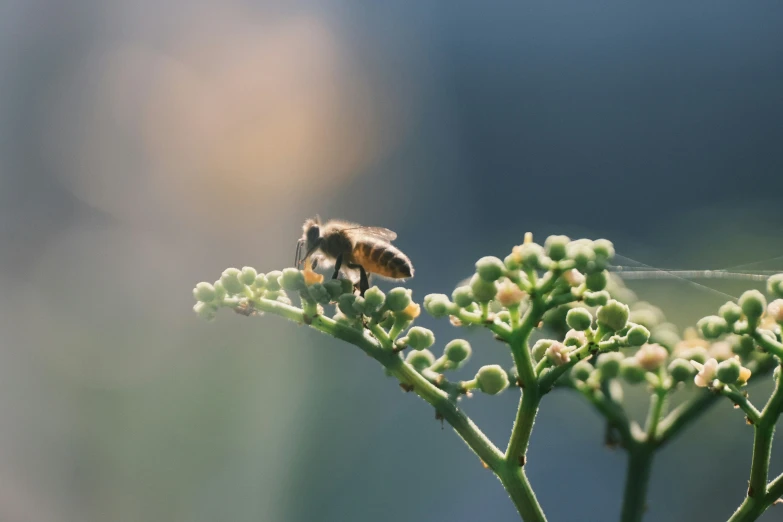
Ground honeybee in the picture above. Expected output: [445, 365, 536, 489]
[295, 217, 414, 295]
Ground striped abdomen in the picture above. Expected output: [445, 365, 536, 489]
[351, 240, 414, 279]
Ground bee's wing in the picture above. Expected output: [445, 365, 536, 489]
[342, 226, 398, 241]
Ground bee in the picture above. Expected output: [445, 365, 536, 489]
[295, 217, 414, 295]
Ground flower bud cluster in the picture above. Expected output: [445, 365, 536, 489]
[192, 266, 306, 320]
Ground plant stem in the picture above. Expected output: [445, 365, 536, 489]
[506, 298, 544, 462]
[498, 296, 548, 522]
[620, 443, 654, 522]
[728, 362, 783, 522]
[500, 464, 548, 522]
[657, 391, 719, 448]
[645, 388, 667, 442]
[249, 297, 505, 472]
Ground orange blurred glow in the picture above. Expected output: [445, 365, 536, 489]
[44, 6, 404, 231]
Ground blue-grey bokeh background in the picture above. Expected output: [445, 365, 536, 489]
[2, 2, 783, 521]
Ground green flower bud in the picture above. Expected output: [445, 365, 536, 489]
[649, 327, 679, 351]
[444, 339, 472, 364]
[351, 296, 367, 314]
[677, 346, 708, 364]
[265, 271, 283, 291]
[620, 358, 646, 384]
[452, 286, 475, 308]
[470, 274, 497, 302]
[338, 294, 360, 318]
[386, 287, 412, 312]
[193, 282, 217, 303]
[716, 358, 741, 385]
[476, 365, 510, 395]
[504, 253, 521, 271]
[280, 268, 306, 292]
[323, 279, 345, 299]
[406, 327, 435, 350]
[566, 307, 592, 331]
[597, 299, 630, 331]
[597, 352, 624, 379]
[212, 280, 227, 302]
[739, 290, 766, 320]
[406, 349, 435, 371]
[532, 339, 554, 362]
[584, 291, 610, 307]
[629, 304, 665, 329]
[253, 273, 268, 289]
[363, 287, 386, 314]
[626, 324, 651, 347]
[545, 235, 570, 261]
[240, 266, 258, 285]
[514, 243, 547, 271]
[697, 315, 728, 340]
[220, 268, 246, 295]
[340, 278, 355, 294]
[564, 329, 587, 347]
[593, 239, 615, 260]
[306, 283, 331, 305]
[718, 302, 742, 324]
[585, 271, 608, 292]
[568, 243, 595, 272]
[730, 335, 755, 358]
[767, 274, 783, 299]
[495, 310, 511, 324]
[423, 294, 453, 318]
[571, 360, 594, 381]
[476, 256, 506, 282]
[668, 358, 696, 383]
[193, 301, 217, 321]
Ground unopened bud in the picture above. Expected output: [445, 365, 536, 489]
[221, 268, 246, 295]
[476, 365, 510, 395]
[634, 343, 668, 371]
[452, 286, 475, 308]
[406, 349, 435, 372]
[406, 327, 435, 350]
[545, 342, 571, 366]
[476, 256, 506, 282]
[597, 299, 630, 331]
[496, 280, 526, 307]
[739, 290, 766, 320]
[444, 339, 472, 364]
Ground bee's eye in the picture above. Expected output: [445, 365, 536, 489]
[306, 226, 320, 244]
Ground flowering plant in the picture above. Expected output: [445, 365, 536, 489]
[193, 234, 783, 522]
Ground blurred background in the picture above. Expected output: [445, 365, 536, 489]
[2, 1, 783, 521]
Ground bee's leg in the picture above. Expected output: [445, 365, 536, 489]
[311, 257, 319, 270]
[347, 263, 369, 296]
[294, 239, 303, 267]
[331, 254, 343, 279]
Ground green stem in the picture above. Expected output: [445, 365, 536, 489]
[752, 331, 783, 359]
[728, 363, 783, 522]
[722, 386, 761, 424]
[499, 464, 548, 522]
[657, 391, 719, 448]
[249, 297, 505, 472]
[572, 381, 634, 446]
[645, 388, 668, 442]
[506, 298, 544, 462]
[620, 443, 654, 522]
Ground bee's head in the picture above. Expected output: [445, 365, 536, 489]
[296, 216, 322, 266]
